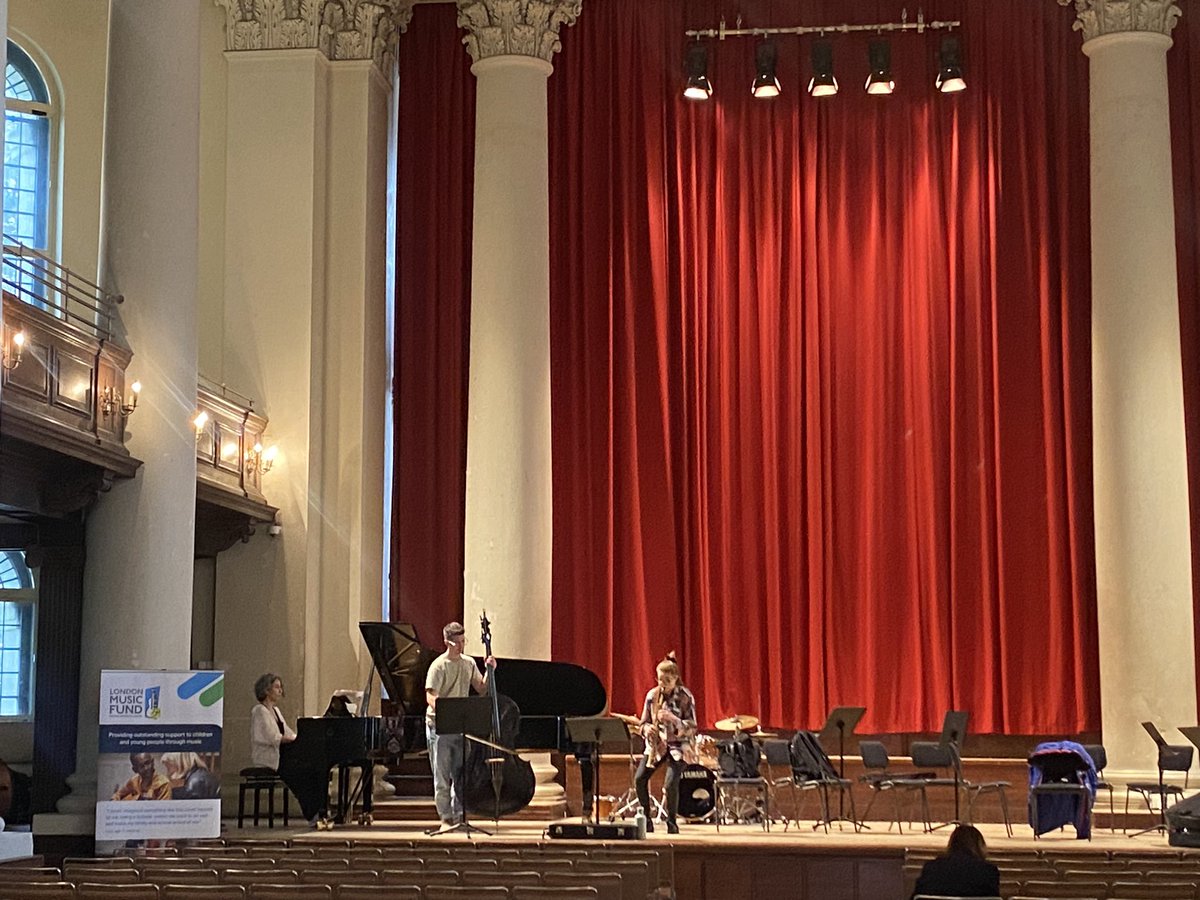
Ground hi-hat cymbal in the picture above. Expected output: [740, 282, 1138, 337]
[714, 714, 760, 732]
[752, 731, 778, 739]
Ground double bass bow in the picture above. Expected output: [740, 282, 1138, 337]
[463, 611, 536, 819]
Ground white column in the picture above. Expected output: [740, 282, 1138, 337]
[458, 0, 580, 663]
[456, 0, 581, 817]
[1063, 0, 1195, 775]
[209, 1, 409, 776]
[55, 0, 201, 822]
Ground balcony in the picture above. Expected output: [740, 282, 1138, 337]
[0, 239, 140, 517]
[193, 378, 278, 557]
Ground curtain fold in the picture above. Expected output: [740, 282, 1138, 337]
[390, 4, 476, 647]
[548, 0, 1098, 733]
[1171, 7, 1200, 710]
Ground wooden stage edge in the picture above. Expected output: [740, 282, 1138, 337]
[223, 816, 1188, 900]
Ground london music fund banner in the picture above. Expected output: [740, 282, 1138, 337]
[95, 670, 224, 841]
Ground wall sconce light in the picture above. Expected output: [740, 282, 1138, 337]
[193, 410, 210, 440]
[1, 330, 25, 371]
[102, 380, 141, 418]
[247, 441, 278, 475]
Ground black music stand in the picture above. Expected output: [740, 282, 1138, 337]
[922, 710, 969, 831]
[817, 706, 867, 826]
[567, 717, 633, 823]
[427, 696, 494, 837]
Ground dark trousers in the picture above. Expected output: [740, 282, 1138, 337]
[635, 752, 683, 822]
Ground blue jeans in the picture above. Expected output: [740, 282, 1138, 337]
[426, 721, 463, 823]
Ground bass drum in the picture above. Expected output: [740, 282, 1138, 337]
[718, 734, 762, 779]
[676, 764, 716, 822]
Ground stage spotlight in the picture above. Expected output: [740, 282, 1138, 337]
[684, 41, 713, 100]
[807, 39, 838, 97]
[865, 40, 894, 95]
[936, 35, 966, 93]
[751, 40, 781, 98]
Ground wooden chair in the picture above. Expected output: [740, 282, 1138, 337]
[159, 886, 247, 900]
[425, 889, 510, 899]
[291, 859, 349, 872]
[511, 889, 599, 899]
[299, 870, 379, 886]
[140, 869, 221, 885]
[335, 887, 421, 900]
[1019, 881, 1109, 898]
[573, 859, 650, 900]
[1108, 884, 1196, 899]
[463, 870, 540, 887]
[77, 884, 162, 899]
[0, 884, 76, 900]
[543, 872, 622, 900]
[220, 869, 299, 886]
[64, 867, 140, 885]
[136, 857, 207, 869]
[0, 869, 64, 883]
[249, 886, 332, 899]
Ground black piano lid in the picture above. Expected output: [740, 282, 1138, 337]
[359, 621, 607, 719]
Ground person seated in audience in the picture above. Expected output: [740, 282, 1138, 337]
[249, 672, 296, 773]
[160, 751, 221, 799]
[911, 824, 1000, 898]
[112, 752, 172, 801]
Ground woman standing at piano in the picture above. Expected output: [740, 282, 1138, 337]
[249, 673, 296, 772]
[634, 653, 697, 834]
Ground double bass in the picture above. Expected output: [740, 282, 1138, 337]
[463, 612, 536, 818]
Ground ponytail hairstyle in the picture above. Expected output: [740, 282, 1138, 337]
[656, 651, 680, 681]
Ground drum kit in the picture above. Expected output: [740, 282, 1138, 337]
[592, 711, 776, 825]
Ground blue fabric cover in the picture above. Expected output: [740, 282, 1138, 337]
[1027, 740, 1097, 838]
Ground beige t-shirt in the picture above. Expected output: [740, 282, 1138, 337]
[425, 651, 479, 725]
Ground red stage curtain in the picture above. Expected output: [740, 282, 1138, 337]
[390, 4, 475, 646]
[548, 0, 1098, 733]
[1171, 9, 1200, 708]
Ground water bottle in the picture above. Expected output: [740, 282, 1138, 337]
[635, 811, 647, 839]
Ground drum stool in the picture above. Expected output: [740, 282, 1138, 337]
[238, 766, 289, 828]
[715, 775, 769, 831]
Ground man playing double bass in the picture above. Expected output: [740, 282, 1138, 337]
[425, 621, 496, 830]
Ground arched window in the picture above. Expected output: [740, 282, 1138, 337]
[4, 40, 54, 301]
[0, 551, 35, 719]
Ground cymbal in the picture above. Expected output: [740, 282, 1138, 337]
[714, 714, 760, 732]
[752, 731, 778, 739]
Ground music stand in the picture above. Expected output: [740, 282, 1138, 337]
[1128, 722, 1195, 837]
[817, 706, 866, 826]
[567, 717, 633, 823]
[427, 696, 494, 837]
[933, 710, 969, 829]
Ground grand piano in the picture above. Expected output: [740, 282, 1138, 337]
[277, 621, 607, 825]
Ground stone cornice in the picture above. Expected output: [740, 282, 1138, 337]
[456, 0, 582, 64]
[1058, 0, 1182, 42]
[215, 0, 415, 72]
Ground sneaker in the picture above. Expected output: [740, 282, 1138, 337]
[666, 820, 679, 834]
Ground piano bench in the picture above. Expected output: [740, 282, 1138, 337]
[238, 767, 290, 828]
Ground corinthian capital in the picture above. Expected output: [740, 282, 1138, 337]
[215, 0, 414, 72]
[1058, 0, 1182, 42]
[456, 0, 582, 64]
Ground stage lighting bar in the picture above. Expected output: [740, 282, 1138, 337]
[683, 8, 964, 100]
